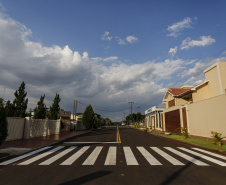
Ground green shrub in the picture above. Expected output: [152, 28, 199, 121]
[211, 131, 226, 147]
[178, 127, 188, 139]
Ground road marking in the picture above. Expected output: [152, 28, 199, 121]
[60, 146, 90, 165]
[192, 148, 226, 161]
[164, 147, 209, 166]
[151, 147, 184, 165]
[18, 146, 64, 165]
[137, 147, 162, 165]
[0, 146, 52, 165]
[105, 146, 116, 165]
[64, 142, 118, 144]
[117, 126, 121, 143]
[82, 146, 103, 165]
[178, 147, 226, 166]
[123, 147, 139, 165]
[39, 146, 77, 165]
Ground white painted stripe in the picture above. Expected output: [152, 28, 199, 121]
[60, 146, 90, 165]
[123, 147, 139, 165]
[104, 146, 116, 165]
[82, 146, 103, 165]
[0, 146, 52, 165]
[151, 147, 184, 165]
[178, 147, 226, 166]
[39, 146, 77, 165]
[164, 147, 209, 166]
[18, 146, 64, 165]
[137, 147, 161, 165]
[192, 148, 226, 161]
[64, 142, 118, 144]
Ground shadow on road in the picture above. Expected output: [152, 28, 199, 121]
[59, 170, 112, 185]
[159, 156, 202, 185]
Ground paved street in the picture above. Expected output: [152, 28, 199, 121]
[1, 127, 226, 185]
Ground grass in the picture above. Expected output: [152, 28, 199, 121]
[162, 134, 226, 152]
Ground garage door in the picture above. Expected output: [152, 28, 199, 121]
[165, 109, 181, 133]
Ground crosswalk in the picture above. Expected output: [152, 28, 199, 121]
[1, 146, 226, 167]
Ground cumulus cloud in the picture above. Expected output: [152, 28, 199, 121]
[167, 17, 193, 37]
[0, 12, 195, 121]
[101, 31, 112, 41]
[126, 35, 138, 43]
[168, 46, 178, 57]
[181, 36, 216, 50]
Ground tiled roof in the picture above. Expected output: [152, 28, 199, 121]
[168, 88, 191, 96]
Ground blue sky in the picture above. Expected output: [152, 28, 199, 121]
[0, 0, 226, 121]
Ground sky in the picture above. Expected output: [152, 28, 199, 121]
[0, 0, 226, 121]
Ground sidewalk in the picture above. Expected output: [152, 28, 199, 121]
[0, 130, 89, 157]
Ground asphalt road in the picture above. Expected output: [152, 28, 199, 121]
[1, 126, 226, 185]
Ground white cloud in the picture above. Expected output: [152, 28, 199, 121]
[1, 12, 212, 121]
[101, 31, 112, 41]
[117, 38, 126, 45]
[103, 56, 119, 62]
[126, 35, 138, 43]
[167, 17, 193, 37]
[168, 46, 178, 57]
[181, 36, 216, 50]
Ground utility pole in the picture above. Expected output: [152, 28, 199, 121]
[73, 100, 77, 120]
[73, 100, 75, 120]
[128, 102, 134, 114]
[75, 100, 77, 120]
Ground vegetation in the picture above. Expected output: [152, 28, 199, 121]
[0, 98, 8, 146]
[82, 104, 95, 129]
[13, 81, 28, 117]
[162, 134, 226, 152]
[48, 93, 61, 120]
[104, 117, 112, 125]
[33, 95, 47, 119]
[5, 100, 15, 117]
[125, 112, 145, 124]
[178, 127, 188, 139]
[211, 131, 226, 147]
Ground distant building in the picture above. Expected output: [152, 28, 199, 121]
[145, 106, 165, 131]
[60, 111, 71, 132]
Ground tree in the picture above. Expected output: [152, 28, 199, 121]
[82, 105, 94, 129]
[34, 95, 47, 119]
[48, 93, 61, 120]
[13, 81, 28, 117]
[93, 113, 103, 128]
[0, 98, 8, 146]
[104, 118, 112, 125]
[5, 100, 15, 117]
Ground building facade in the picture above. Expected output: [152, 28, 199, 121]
[145, 106, 165, 131]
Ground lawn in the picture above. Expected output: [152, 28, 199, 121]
[162, 134, 226, 152]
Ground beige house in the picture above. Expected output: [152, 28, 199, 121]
[162, 61, 226, 140]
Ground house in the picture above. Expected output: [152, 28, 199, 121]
[70, 114, 85, 130]
[162, 61, 226, 140]
[60, 111, 71, 132]
[145, 106, 165, 131]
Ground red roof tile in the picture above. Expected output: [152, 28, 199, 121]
[168, 88, 191, 96]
